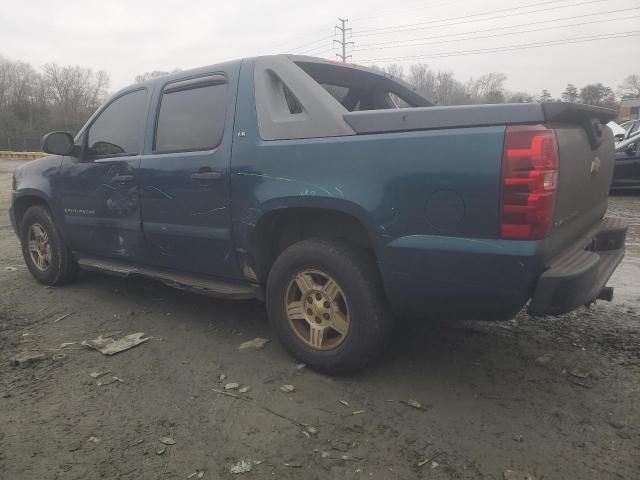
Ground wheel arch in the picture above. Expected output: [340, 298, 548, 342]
[12, 191, 53, 238]
[245, 198, 381, 282]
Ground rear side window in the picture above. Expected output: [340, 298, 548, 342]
[87, 89, 147, 158]
[155, 81, 227, 153]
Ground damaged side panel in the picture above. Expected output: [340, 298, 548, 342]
[137, 61, 243, 279]
[58, 156, 148, 261]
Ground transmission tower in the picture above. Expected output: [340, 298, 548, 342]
[334, 18, 354, 62]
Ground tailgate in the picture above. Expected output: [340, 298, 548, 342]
[542, 103, 618, 256]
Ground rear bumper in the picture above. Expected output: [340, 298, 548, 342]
[379, 235, 545, 320]
[528, 217, 627, 316]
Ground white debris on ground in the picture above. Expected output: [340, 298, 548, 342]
[230, 458, 261, 474]
[404, 399, 422, 409]
[82, 332, 150, 355]
[158, 436, 176, 445]
[238, 337, 269, 351]
[503, 470, 536, 480]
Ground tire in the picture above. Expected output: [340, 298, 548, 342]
[19, 205, 77, 285]
[266, 238, 393, 374]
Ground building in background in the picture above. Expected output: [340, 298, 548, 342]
[619, 98, 640, 121]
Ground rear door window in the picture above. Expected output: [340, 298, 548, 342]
[154, 80, 227, 153]
[87, 89, 148, 158]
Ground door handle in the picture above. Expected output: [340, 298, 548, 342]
[111, 174, 134, 183]
[190, 171, 223, 181]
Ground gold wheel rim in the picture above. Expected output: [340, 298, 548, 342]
[285, 269, 350, 351]
[28, 223, 52, 272]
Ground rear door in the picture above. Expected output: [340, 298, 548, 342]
[59, 88, 149, 260]
[139, 70, 239, 277]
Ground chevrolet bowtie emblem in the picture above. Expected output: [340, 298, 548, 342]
[590, 156, 601, 176]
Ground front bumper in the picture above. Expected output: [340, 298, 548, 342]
[528, 217, 627, 316]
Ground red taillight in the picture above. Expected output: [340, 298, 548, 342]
[500, 125, 558, 240]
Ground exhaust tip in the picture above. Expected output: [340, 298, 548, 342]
[597, 286, 614, 302]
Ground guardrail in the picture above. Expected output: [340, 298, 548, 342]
[0, 151, 47, 160]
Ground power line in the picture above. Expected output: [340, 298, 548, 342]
[297, 43, 336, 55]
[352, 14, 639, 52]
[351, 0, 451, 22]
[353, 0, 584, 34]
[303, 49, 335, 58]
[352, 0, 602, 37]
[286, 34, 336, 54]
[357, 30, 640, 62]
[334, 18, 354, 62]
[354, 6, 640, 49]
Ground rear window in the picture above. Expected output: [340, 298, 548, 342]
[295, 61, 429, 112]
[155, 83, 227, 153]
[321, 84, 349, 103]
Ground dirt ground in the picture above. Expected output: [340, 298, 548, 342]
[0, 157, 638, 480]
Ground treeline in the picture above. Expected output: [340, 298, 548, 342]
[0, 53, 638, 151]
[0, 55, 109, 150]
[372, 63, 639, 109]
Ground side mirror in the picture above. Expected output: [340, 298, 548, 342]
[41, 131, 75, 156]
[625, 142, 637, 156]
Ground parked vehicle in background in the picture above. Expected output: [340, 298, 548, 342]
[9, 55, 628, 372]
[608, 121, 627, 140]
[612, 131, 640, 191]
[619, 119, 640, 139]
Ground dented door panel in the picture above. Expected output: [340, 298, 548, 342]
[58, 156, 146, 260]
[138, 64, 241, 278]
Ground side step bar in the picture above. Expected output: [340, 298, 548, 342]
[76, 256, 263, 300]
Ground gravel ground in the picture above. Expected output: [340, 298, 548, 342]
[0, 157, 638, 479]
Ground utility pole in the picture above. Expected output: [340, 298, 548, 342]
[334, 18, 353, 63]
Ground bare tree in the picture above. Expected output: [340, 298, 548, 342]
[561, 84, 579, 103]
[134, 69, 181, 83]
[580, 83, 617, 108]
[42, 63, 109, 132]
[384, 64, 405, 80]
[434, 71, 467, 105]
[466, 73, 507, 104]
[506, 91, 533, 103]
[618, 74, 640, 98]
[537, 89, 553, 103]
[407, 64, 435, 95]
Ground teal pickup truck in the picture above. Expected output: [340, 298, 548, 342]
[10, 55, 627, 372]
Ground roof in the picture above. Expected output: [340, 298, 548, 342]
[620, 97, 640, 108]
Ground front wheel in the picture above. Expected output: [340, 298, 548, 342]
[266, 239, 393, 374]
[19, 205, 77, 285]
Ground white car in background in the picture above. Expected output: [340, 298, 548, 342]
[608, 121, 627, 139]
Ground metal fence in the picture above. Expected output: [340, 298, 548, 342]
[0, 137, 43, 152]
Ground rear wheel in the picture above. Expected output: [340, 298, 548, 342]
[266, 238, 393, 374]
[19, 205, 77, 285]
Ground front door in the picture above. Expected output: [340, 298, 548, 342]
[139, 71, 238, 278]
[58, 88, 149, 261]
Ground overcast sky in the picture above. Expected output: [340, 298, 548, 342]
[2, 0, 639, 97]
